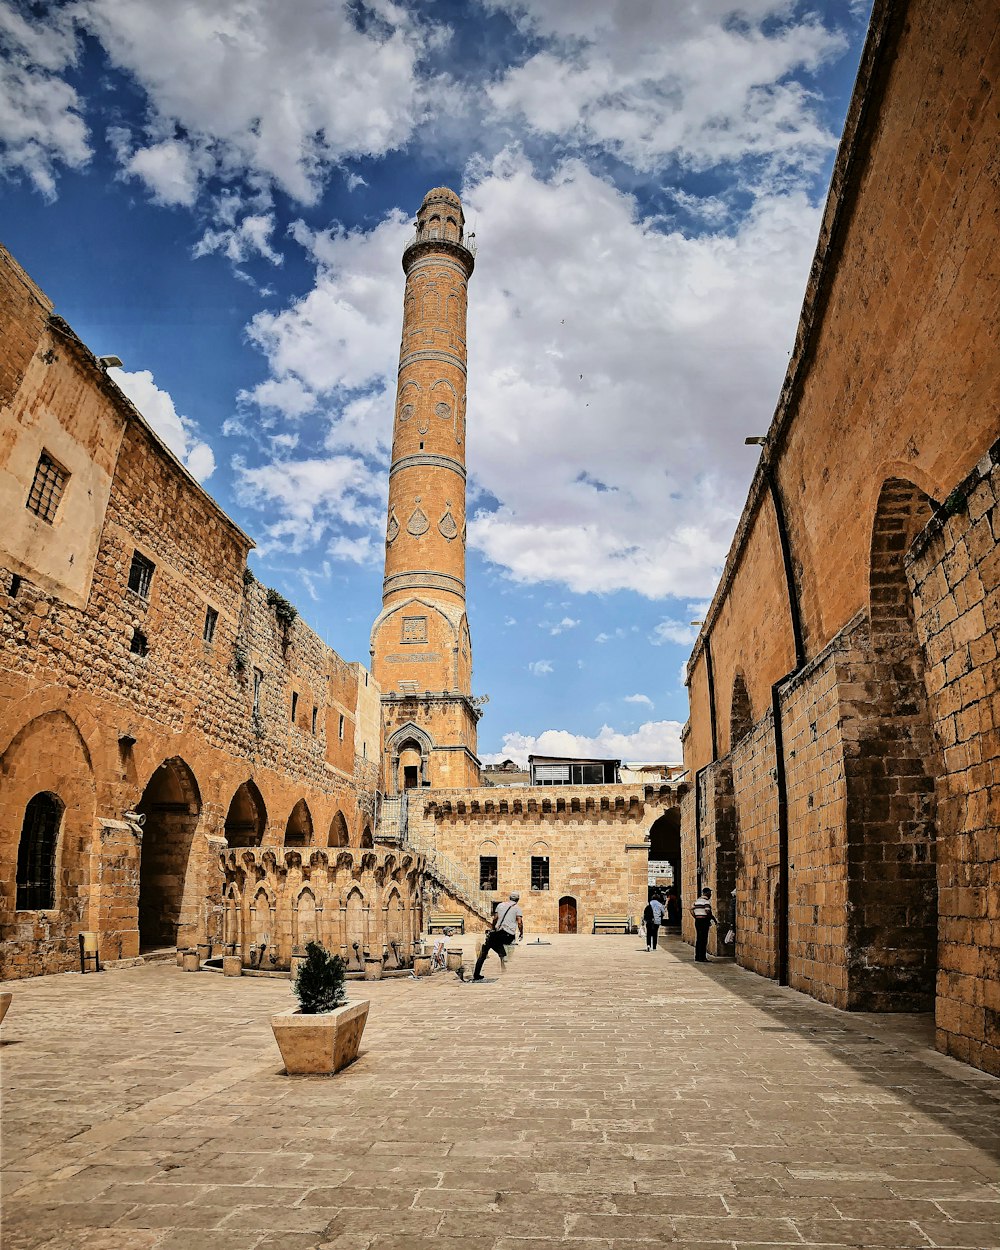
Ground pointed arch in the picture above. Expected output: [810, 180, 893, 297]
[284, 799, 313, 848]
[224, 779, 267, 847]
[136, 757, 202, 951]
[328, 809, 350, 848]
[16, 792, 64, 910]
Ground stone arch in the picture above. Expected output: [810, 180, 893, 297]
[844, 475, 941, 1009]
[386, 721, 434, 794]
[328, 809, 350, 848]
[344, 885, 367, 969]
[730, 671, 753, 750]
[360, 824, 374, 849]
[647, 808, 682, 904]
[223, 882, 242, 953]
[293, 886, 319, 948]
[224, 779, 267, 848]
[284, 799, 313, 848]
[136, 757, 202, 952]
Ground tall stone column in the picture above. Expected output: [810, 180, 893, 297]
[371, 187, 482, 793]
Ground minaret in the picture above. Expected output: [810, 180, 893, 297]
[371, 186, 482, 794]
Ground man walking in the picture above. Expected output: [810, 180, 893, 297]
[644, 894, 665, 950]
[691, 887, 717, 962]
[466, 891, 523, 981]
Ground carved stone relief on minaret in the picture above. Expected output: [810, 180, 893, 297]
[439, 504, 458, 541]
[386, 509, 399, 545]
[407, 498, 429, 537]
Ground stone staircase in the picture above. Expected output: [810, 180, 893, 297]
[376, 794, 494, 924]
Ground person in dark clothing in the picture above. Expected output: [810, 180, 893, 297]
[691, 888, 717, 962]
[664, 886, 682, 928]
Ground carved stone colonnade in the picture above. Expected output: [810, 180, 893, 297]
[218, 845, 426, 972]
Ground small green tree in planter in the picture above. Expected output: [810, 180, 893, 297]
[270, 940, 369, 1075]
[294, 942, 346, 1013]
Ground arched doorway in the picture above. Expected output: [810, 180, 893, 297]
[647, 808, 681, 900]
[284, 799, 313, 847]
[558, 895, 577, 934]
[360, 824, 373, 849]
[224, 780, 266, 847]
[398, 740, 423, 791]
[137, 758, 201, 951]
[845, 477, 940, 1010]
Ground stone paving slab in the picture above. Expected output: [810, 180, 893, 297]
[2, 933, 999, 1249]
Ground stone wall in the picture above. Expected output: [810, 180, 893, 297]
[408, 783, 681, 936]
[679, 0, 999, 1074]
[0, 248, 383, 980]
[907, 446, 1000, 1076]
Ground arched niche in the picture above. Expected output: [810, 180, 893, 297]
[224, 779, 267, 847]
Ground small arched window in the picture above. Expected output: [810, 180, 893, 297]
[16, 792, 63, 910]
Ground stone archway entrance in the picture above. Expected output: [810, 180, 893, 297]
[137, 758, 201, 951]
[647, 808, 681, 901]
[224, 779, 266, 847]
[558, 895, 577, 934]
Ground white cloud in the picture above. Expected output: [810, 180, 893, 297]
[110, 368, 216, 481]
[483, 719, 684, 767]
[650, 618, 699, 646]
[0, 5, 90, 199]
[194, 212, 283, 265]
[549, 616, 579, 635]
[528, 660, 553, 676]
[624, 693, 654, 708]
[485, 1, 844, 176]
[75, 0, 434, 205]
[236, 154, 820, 598]
[232, 454, 383, 554]
[123, 138, 203, 206]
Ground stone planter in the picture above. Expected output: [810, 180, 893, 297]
[271, 1001, 369, 1075]
[182, 950, 200, 972]
[0, 991, 11, 1024]
[197, 942, 212, 964]
[445, 950, 463, 972]
[175, 948, 186, 967]
[222, 955, 242, 977]
[363, 956, 383, 981]
[412, 955, 431, 977]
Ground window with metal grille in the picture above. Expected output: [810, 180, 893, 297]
[16, 792, 62, 910]
[127, 550, 155, 598]
[203, 605, 218, 643]
[130, 627, 148, 656]
[25, 452, 68, 523]
[531, 856, 550, 891]
[479, 856, 498, 891]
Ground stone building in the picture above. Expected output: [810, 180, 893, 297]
[0, 245, 422, 979]
[370, 187, 484, 794]
[680, 0, 999, 1076]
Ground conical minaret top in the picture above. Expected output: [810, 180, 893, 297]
[370, 186, 482, 794]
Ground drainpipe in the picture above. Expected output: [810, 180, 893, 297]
[764, 464, 805, 986]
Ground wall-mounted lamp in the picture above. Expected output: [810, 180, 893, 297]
[690, 620, 703, 627]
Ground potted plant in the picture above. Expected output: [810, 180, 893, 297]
[270, 941, 369, 1075]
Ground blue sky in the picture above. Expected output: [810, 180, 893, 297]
[0, 0, 872, 763]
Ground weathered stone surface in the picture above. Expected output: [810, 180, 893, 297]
[270, 1000, 369, 1075]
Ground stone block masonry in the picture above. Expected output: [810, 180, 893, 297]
[680, 0, 999, 1076]
[0, 244, 385, 980]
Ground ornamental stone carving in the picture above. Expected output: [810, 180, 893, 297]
[407, 499, 429, 537]
[386, 510, 399, 545]
[439, 507, 458, 541]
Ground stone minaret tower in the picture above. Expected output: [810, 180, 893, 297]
[371, 186, 482, 794]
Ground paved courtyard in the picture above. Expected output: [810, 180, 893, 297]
[1, 933, 999, 1250]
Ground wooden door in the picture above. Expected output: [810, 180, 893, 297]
[558, 895, 577, 934]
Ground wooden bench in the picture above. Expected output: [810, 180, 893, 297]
[592, 914, 631, 934]
[428, 913, 465, 934]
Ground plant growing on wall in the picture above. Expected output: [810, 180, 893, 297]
[265, 587, 297, 629]
[293, 941, 347, 1014]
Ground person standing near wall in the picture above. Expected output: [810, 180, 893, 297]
[644, 894, 664, 950]
[691, 888, 717, 962]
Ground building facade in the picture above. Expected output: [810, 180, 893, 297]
[370, 187, 483, 794]
[0, 245, 419, 979]
[680, 0, 999, 1076]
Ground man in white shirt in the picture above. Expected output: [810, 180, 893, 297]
[691, 888, 717, 962]
[466, 892, 523, 981]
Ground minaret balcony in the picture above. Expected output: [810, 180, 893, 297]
[401, 230, 477, 273]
